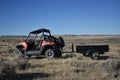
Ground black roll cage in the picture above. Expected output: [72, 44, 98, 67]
[25, 28, 51, 41]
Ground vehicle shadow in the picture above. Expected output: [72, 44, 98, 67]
[61, 52, 76, 59]
[98, 56, 110, 60]
[30, 56, 45, 59]
[0, 73, 50, 80]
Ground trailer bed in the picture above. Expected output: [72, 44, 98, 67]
[76, 45, 109, 54]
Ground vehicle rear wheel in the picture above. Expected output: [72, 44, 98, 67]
[45, 49, 55, 59]
[58, 36, 65, 47]
[14, 49, 24, 58]
[55, 49, 62, 58]
[90, 51, 100, 60]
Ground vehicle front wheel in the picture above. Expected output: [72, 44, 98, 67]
[14, 49, 24, 58]
[45, 49, 55, 59]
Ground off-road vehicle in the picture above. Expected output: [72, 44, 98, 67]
[15, 28, 65, 58]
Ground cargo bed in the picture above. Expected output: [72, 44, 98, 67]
[74, 44, 109, 60]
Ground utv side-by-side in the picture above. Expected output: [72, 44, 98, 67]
[15, 28, 65, 58]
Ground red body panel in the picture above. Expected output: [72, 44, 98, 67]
[18, 42, 27, 49]
[41, 40, 55, 47]
[17, 40, 55, 49]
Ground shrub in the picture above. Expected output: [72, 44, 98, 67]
[16, 58, 31, 70]
[0, 61, 16, 74]
[102, 58, 120, 73]
[0, 57, 30, 75]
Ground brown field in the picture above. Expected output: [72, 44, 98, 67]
[0, 35, 120, 80]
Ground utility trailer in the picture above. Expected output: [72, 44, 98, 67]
[73, 44, 109, 60]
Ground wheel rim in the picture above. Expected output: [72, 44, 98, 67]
[93, 52, 99, 59]
[48, 52, 52, 56]
[47, 52, 54, 58]
[45, 49, 55, 58]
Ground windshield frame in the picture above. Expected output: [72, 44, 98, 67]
[25, 31, 51, 42]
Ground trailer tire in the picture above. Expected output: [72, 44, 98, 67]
[90, 50, 100, 60]
[83, 51, 90, 57]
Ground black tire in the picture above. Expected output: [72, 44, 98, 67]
[45, 49, 55, 59]
[83, 51, 90, 57]
[58, 36, 65, 47]
[55, 49, 62, 58]
[14, 49, 24, 58]
[25, 55, 31, 58]
[90, 51, 100, 60]
[28, 55, 31, 57]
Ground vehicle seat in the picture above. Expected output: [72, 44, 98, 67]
[26, 40, 35, 50]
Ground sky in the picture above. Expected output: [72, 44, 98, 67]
[0, 0, 120, 35]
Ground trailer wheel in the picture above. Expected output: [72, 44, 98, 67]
[83, 51, 90, 57]
[90, 51, 100, 60]
[45, 49, 55, 59]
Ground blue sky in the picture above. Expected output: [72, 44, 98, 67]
[0, 0, 120, 35]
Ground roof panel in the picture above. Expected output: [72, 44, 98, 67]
[30, 28, 50, 34]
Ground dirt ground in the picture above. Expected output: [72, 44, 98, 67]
[0, 35, 120, 80]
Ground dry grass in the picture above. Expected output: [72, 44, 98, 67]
[0, 35, 120, 80]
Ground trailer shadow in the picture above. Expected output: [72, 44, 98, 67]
[98, 56, 110, 60]
[0, 72, 50, 80]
